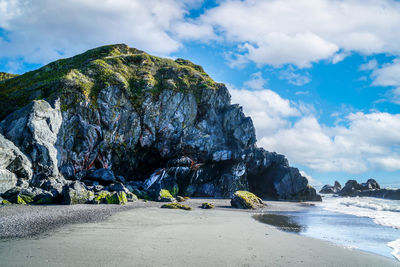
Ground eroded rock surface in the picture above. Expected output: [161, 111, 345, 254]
[338, 179, 400, 200]
[0, 44, 320, 204]
[319, 181, 342, 194]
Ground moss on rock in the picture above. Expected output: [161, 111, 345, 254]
[105, 191, 128, 204]
[34, 196, 54, 205]
[1, 199, 12, 205]
[230, 191, 264, 209]
[158, 189, 175, 202]
[19, 194, 34, 204]
[0, 44, 219, 120]
[176, 196, 185, 202]
[0, 72, 18, 81]
[161, 203, 191, 210]
[93, 191, 111, 204]
[16, 195, 27, 205]
[201, 202, 215, 209]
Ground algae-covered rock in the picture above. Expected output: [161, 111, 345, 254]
[231, 191, 264, 209]
[1, 199, 12, 205]
[161, 203, 191, 210]
[126, 192, 138, 202]
[105, 191, 128, 204]
[201, 202, 214, 209]
[158, 189, 175, 202]
[62, 182, 94, 204]
[176, 196, 185, 202]
[34, 195, 54, 205]
[92, 190, 111, 204]
[1, 187, 35, 204]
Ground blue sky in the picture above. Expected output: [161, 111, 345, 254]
[1, 0, 400, 187]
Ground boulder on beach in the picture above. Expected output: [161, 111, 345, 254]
[231, 190, 264, 209]
[161, 203, 191, 210]
[62, 182, 94, 205]
[201, 202, 215, 209]
[105, 192, 128, 205]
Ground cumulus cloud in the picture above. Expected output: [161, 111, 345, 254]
[299, 171, 322, 187]
[229, 77, 400, 174]
[359, 59, 378, 71]
[243, 72, 268, 90]
[278, 67, 311, 86]
[189, 0, 400, 68]
[0, 0, 198, 65]
[3, 0, 400, 72]
[370, 59, 400, 103]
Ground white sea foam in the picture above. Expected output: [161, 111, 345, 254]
[320, 195, 400, 229]
[388, 239, 400, 261]
[320, 195, 400, 260]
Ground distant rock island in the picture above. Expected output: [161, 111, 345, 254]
[320, 179, 400, 200]
[0, 44, 321, 205]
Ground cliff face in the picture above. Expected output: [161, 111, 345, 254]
[0, 44, 320, 203]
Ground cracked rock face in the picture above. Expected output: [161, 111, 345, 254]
[0, 44, 320, 202]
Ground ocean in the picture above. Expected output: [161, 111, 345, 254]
[319, 195, 400, 261]
[256, 195, 400, 261]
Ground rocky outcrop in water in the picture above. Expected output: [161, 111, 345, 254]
[322, 179, 400, 200]
[339, 179, 400, 200]
[319, 181, 341, 194]
[0, 44, 320, 204]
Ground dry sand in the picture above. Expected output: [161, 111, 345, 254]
[0, 199, 398, 267]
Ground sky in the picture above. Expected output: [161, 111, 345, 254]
[1, 0, 400, 187]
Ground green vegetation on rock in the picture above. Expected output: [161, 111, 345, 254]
[0, 72, 18, 81]
[19, 194, 34, 204]
[0, 44, 220, 120]
[105, 191, 128, 204]
[231, 191, 264, 209]
[201, 202, 215, 209]
[93, 191, 111, 204]
[158, 189, 175, 202]
[176, 196, 185, 202]
[1, 199, 12, 205]
[161, 203, 192, 210]
[34, 196, 54, 205]
[16, 195, 27, 205]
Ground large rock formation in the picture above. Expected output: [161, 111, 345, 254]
[0, 44, 320, 203]
[319, 181, 341, 194]
[338, 179, 400, 200]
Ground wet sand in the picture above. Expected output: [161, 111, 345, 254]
[0, 199, 398, 267]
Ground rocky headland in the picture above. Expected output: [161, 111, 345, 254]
[320, 179, 400, 200]
[0, 44, 321, 206]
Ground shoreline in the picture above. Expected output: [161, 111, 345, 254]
[0, 198, 309, 240]
[0, 199, 398, 266]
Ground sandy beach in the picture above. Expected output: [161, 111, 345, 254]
[0, 199, 398, 267]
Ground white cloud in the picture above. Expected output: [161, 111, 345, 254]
[278, 67, 311, 86]
[190, 0, 400, 68]
[229, 77, 400, 174]
[299, 171, 322, 187]
[372, 59, 400, 87]
[3, 0, 400, 72]
[370, 59, 400, 103]
[359, 59, 378, 71]
[243, 72, 267, 90]
[0, 0, 198, 65]
[228, 80, 299, 136]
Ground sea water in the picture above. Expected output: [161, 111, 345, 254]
[257, 195, 400, 261]
[319, 195, 400, 261]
